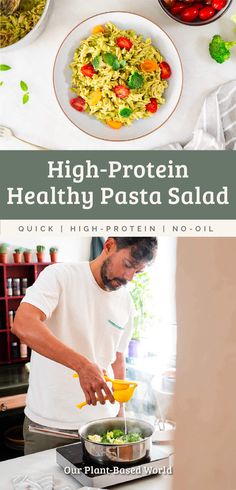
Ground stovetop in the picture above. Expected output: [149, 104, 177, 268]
[56, 442, 171, 487]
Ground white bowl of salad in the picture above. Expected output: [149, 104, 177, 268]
[53, 11, 183, 142]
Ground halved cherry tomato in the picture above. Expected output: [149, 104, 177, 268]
[88, 90, 102, 106]
[81, 64, 96, 77]
[198, 5, 215, 19]
[180, 6, 199, 21]
[113, 85, 130, 98]
[170, 2, 187, 14]
[211, 0, 226, 9]
[107, 120, 123, 129]
[159, 61, 172, 79]
[140, 60, 158, 72]
[70, 97, 85, 112]
[146, 98, 158, 113]
[92, 25, 105, 34]
[116, 36, 133, 51]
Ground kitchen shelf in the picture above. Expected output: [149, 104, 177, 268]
[0, 262, 54, 365]
[7, 296, 24, 300]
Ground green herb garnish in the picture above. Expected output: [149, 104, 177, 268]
[128, 72, 144, 89]
[103, 52, 117, 66]
[119, 60, 126, 69]
[22, 93, 29, 104]
[92, 55, 101, 70]
[0, 65, 12, 71]
[120, 108, 132, 117]
[20, 80, 28, 91]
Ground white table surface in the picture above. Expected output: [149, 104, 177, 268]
[0, 444, 173, 489]
[0, 0, 235, 151]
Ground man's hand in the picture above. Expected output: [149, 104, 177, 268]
[77, 359, 115, 406]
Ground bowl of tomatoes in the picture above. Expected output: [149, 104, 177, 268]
[158, 0, 232, 25]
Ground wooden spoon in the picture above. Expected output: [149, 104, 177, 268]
[0, 0, 21, 15]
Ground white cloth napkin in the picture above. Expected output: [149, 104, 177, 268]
[155, 80, 236, 150]
[12, 473, 76, 490]
[12, 474, 54, 490]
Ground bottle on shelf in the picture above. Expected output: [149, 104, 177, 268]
[13, 278, 21, 296]
[11, 341, 19, 359]
[21, 278, 28, 295]
[20, 342, 28, 359]
[7, 278, 13, 296]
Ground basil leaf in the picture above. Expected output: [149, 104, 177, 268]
[103, 52, 117, 66]
[112, 59, 120, 71]
[92, 56, 101, 70]
[0, 65, 11, 71]
[120, 108, 132, 117]
[119, 60, 126, 69]
[22, 93, 29, 104]
[128, 72, 144, 89]
[20, 80, 28, 92]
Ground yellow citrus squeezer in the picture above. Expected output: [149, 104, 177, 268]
[73, 373, 138, 409]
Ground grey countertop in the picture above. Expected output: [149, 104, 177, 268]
[0, 364, 29, 397]
[0, 444, 174, 489]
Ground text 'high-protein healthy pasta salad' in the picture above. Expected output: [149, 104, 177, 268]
[69, 22, 171, 129]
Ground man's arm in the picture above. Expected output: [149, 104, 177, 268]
[12, 303, 114, 406]
[111, 351, 126, 416]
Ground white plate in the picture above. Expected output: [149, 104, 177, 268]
[53, 11, 183, 142]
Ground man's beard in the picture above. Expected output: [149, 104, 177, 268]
[100, 258, 127, 291]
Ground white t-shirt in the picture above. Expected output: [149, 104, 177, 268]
[22, 262, 134, 429]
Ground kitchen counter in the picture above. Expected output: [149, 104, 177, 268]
[0, 0, 235, 151]
[0, 443, 173, 489]
[0, 364, 29, 397]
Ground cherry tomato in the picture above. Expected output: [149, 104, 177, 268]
[194, 3, 204, 8]
[140, 60, 158, 72]
[159, 61, 172, 79]
[116, 36, 133, 51]
[170, 2, 187, 14]
[113, 85, 130, 98]
[107, 120, 123, 129]
[198, 5, 215, 18]
[92, 25, 105, 34]
[211, 0, 226, 9]
[70, 97, 85, 112]
[81, 64, 96, 77]
[146, 98, 158, 113]
[87, 90, 102, 106]
[180, 5, 199, 20]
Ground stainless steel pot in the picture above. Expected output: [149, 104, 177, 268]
[0, 0, 53, 53]
[79, 417, 154, 465]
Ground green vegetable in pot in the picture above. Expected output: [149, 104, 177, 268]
[209, 35, 236, 64]
[88, 430, 144, 444]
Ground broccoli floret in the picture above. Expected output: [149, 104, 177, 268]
[209, 35, 236, 64]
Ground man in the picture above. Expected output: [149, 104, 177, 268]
[13, 237, 157, 454]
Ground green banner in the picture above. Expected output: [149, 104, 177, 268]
[0, 151, 235, 219]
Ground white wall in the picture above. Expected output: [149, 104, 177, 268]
[0, 235, 91, 263]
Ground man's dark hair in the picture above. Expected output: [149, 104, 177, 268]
[111, 237, 158, 264]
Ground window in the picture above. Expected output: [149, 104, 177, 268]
[126, 237, 177, 419]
